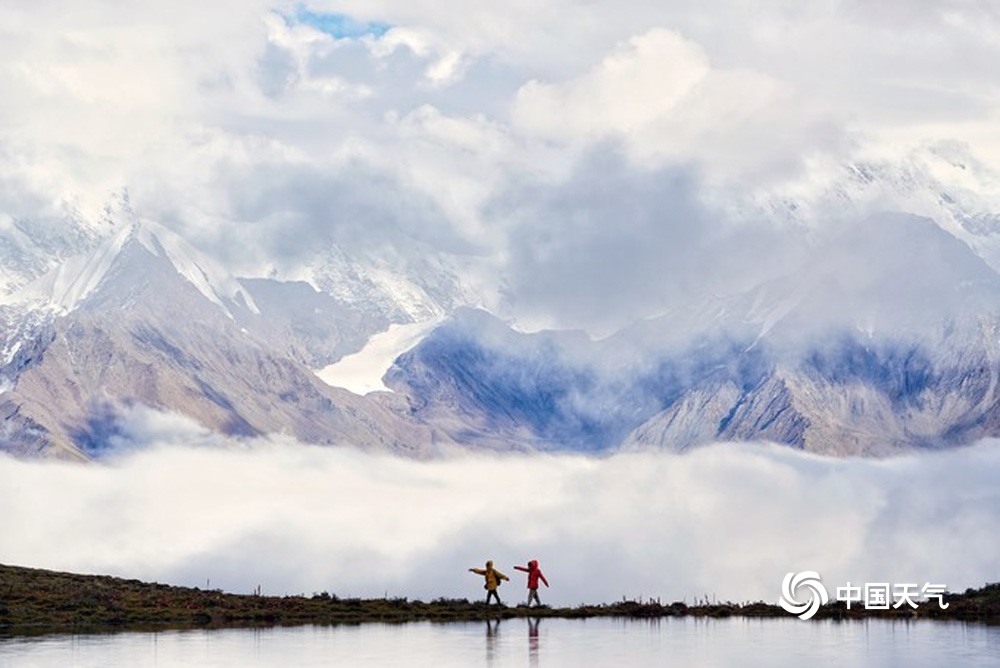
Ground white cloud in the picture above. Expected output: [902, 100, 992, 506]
[1, 0, 1000, 331]
[1, 425, 997, 605]
[513, 29, 711, 142]
[511, 27, 839, 187]
[492, 150, 805, 332]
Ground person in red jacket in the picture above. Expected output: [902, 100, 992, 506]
[513, 559, 549, 607]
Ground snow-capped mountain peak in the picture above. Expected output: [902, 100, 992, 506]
[132, 221, 260, 316]
[7, 219, 259, 317]
[737, 213, 1000, 345]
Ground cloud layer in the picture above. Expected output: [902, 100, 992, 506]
[2, 432, 998, 606]
[3, 1, 1000, 330]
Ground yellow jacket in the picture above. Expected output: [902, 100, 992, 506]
[470, 560, 509, 591]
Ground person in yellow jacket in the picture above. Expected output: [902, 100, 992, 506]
[469, 560, 509, 605]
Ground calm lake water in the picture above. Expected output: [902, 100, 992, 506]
[2, 617, 999, 667]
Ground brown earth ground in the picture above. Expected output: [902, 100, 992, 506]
[1, 563, 997, 636]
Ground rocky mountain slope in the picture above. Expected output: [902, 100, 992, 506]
[4, 205, 1000, 458]
[0, 221, 445, 459]
[386, 215, 1000, 456]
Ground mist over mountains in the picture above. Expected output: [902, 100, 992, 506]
[4, 440, 998, 604]
[387, 215, 1000, 456]
[0, 213, 450, 459]
[4, 2, 1000, 460]
[3, 200, 1000, 459]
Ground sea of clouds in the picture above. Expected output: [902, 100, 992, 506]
[2, 425, 998, 607]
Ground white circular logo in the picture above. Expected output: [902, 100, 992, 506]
[779, 571, 829, 620]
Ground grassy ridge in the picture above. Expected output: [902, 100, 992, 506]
[1, 563, 998, 635]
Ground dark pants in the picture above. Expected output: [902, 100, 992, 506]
[486, 589, 502, 605]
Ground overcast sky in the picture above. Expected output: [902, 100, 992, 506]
[3, 1, 1000, 330]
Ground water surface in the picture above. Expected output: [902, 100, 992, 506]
[2, 617, 998, 667]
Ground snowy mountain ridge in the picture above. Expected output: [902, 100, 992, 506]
[6, 219, 260, 319]
[383, 214, 1000, 456]
[3, 163, 1000, 458]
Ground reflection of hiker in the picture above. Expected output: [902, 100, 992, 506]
[513, 560, 549, 606]
[469, 560, 509, 605]
[528, 617, 541, 667]
[485, 619, 501, 664]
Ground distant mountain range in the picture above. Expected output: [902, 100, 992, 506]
[388, 215, 1000, 456]
[4, 175, 1000, 458]
[0, 217, 454, 459]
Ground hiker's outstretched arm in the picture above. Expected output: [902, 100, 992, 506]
[513, 566, 529, 573]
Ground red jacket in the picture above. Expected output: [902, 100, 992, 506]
[514, 560, 549, 589]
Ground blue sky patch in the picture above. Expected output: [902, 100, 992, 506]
[290, 8, 391, 39]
